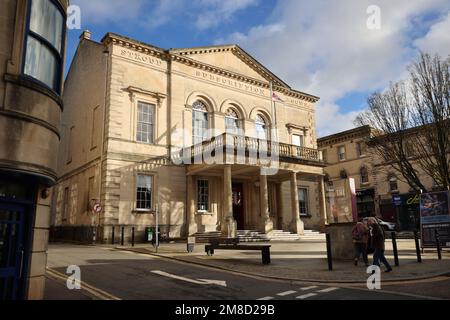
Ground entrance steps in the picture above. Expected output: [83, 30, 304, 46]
[237, 230, 269, 242]
[268, 230, 301, 241]
[298, 230, 326, 241]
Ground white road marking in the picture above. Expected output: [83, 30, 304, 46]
[317, 287, 340, 293]
[296, 293, 318, 300]
[257, 297, 275, 301]
[300, 286, 318, 291]
[277, 291, 297, 297]
[151, 270, 227, 287]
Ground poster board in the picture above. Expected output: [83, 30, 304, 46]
[420, 191, 450, 248]
[326, 178, 357, 224]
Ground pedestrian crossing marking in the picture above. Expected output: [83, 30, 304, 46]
[257, 296, 274, 300]
[300, 286, 318, 291]
[317, 287, 339, 293]
[296, 293, 318, 300]
[277, 291, 297, 297]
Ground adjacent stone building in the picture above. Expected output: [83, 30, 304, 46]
[51, 32, 328, 244]
[318, 125, 442, 231]
[0, 0, 68, 299]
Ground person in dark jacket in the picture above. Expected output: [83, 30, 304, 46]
[368, 218, 393, 272]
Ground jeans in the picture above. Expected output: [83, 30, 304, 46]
[373, 249, 392, 270]
[354, 243, 368, 264]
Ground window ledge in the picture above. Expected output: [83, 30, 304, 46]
[133, 209, 155, 214]
[300, 214, 312, 219]
[196, 212, 214, 216]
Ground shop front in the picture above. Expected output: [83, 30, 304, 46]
[356, 189, 375, 218]
[392, 193, 421, 231]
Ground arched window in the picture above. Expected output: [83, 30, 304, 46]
[360, 167, 369, 184]
[255, 114, 269, 140]
[192, 100, 209, 145]
[225, 108, 240, 135]
[340, 169, 348, 179]
[388, 175, 398, 192]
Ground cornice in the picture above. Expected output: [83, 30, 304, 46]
[102, 34, 320, 103]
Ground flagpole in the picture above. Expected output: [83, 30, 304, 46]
[270, 82, 278, 142]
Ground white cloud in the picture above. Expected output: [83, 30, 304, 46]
[414, 12, 450, 58]
[216, 0, 450, 137]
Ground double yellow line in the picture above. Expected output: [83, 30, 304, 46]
[46, 268, 122, 300]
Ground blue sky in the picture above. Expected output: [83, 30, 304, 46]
[67, 0, 450, 137]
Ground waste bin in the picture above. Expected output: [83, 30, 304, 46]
[187, 237, 195, 253]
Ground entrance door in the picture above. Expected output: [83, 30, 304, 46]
[232, 183, 245, 230]
[0, 203, 27, 300]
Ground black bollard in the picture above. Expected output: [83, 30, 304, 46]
[435, 230, 442, 260]
[111, 226, 115, 245]
[121, 226, 125, 246]
[414, 231, 422, 263]
[131, 227, 135, 247]
[391, 232, 399, 267]
[326, 233, 333, 271]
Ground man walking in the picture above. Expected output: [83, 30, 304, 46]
[368, 217, 393, 273]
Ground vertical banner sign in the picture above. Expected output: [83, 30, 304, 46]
[420, 191, 450, 248]
[349, 178, 358, 222]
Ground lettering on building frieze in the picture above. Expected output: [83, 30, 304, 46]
[195, 70, 266, 96]
[119, 48, 163, 67]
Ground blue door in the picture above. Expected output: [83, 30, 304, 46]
[0, 203, 26, 300]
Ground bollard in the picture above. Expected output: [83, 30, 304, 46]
[121, 226, 125, 246]
[326, 233, 333, 271]
[414, 231, 422, 263]
[111, 226, 115, 245]
[391, 232, 399, 267]
[435, 230, 442, 260]
[131, 227, 135, 247]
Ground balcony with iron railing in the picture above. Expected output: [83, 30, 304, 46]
[177, 133, 325, 166]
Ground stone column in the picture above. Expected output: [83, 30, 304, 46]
[289, 171, 305, 235]
[187, 175, 197, 236]
[276, 182, 284, 230]
[260, 173, 273, 234]
[223, 165, 236, 238]
[319, 175, 328, 230]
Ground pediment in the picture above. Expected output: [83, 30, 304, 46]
[171, 45, 290, 89]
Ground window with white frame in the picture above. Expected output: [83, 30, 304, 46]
[192, 101, 209, 145]
[136, 175, 153, 210]
[23, 0, 65, 93]
[298, 188, 309, 216]
[136, 102, 155, 144]
[356, 142, 366, 157]
[292, 134, 304, 147]
[255, 114, 268, 140]
[225, 108, 241, 135]
[338, 146, 346, 161]
[388, 175, 398, 192]
[197, 179, 209, 212]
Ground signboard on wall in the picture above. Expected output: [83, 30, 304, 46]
[420, 191, 450, 248]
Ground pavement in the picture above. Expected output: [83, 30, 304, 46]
[44, 244, 449, 301]
[115, 240, 450, 284]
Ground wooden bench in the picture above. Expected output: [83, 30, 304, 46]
[205, 239, 271, 265]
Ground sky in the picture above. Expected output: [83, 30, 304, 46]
[67, 0, 450, 137]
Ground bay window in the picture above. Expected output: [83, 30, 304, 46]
[23, 0, 65, 93]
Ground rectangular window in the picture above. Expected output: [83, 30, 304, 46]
[91, 106, 100, 149]
[24, 0, 65, 93]
[322, 149, 328, 162]
[136, 175, 153, 210]
[62, 187, 69, 222]
[87, 176, 95, 210]
[67, 126, 75, 164]
[136, 102, 155, 144]
[197, 180, 209, 212]
[292, 134, 304, 147]
[356, 142, 366, 157]
[298, 188, 309, 216]
[338, 146, 346, 161]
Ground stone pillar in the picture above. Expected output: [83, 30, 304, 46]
[260, 173, 273, 234]
[187, 175, 197, 236]
[223, 165, 236, 238]
[289, 172, 305, 235]
[319, 175, 328, 230]
[276, 182, 284, 230]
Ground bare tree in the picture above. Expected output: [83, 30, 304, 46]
[355, 53, 450, 192]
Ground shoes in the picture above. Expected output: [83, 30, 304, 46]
[354, 259, 358, 266]
[385, 268, 393, 273]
